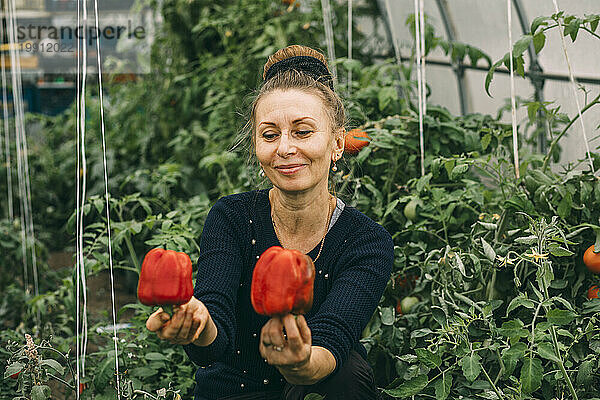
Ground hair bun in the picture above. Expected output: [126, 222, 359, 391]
[264, 55, 334, 90]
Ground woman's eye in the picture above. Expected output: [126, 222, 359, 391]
[262, 132, 278, 140]
[296, 130, 313, 136]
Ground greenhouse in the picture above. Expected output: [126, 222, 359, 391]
[1, 0, 599, 399]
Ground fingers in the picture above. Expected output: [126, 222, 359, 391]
[260, 317, 284, 347]
[281, 314, 302, 351]
[259, 317, 284, 359]
[296, 315, 311, 344]
[260, 315, 312, 368]
[146, 308, 170, 332]
[147, 298, 209, 345]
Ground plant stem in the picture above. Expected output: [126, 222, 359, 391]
[37, 346, 77, 383]
[338, 164, 356, 196]
[47, 373, 76, 391]
[481, 363, 505, 400]
[542, 92, 600, 171]
[133, 389, 157, 399]
[542, 284, 579, 400]
[493, 348, 505, 385]
[124, 235, 140, 272]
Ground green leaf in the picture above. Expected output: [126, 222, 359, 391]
[31, 385, 51, 400]
[380, 306, 395, 325]
[3, 361, 23, 379]
[40, 359, 65, 375]
[481, 133, 492, 151]
[557, 192, 572, 218]
[431, 306, 447, 327]
[477, 222, 497, 230]
[520, 357, 543, 394]
[506, 294, 535, 316]
[130, 366, 157, 378]
[576, 359, 594, 386]
[481, 238, 496, 262]
[533, 31, 546, 54]
[459, 353, 481, 382]
[378, 87, 397, 112]
[512, 35, 532, 56]
[450, 164, 469, 181]
[384, 199, 400, 218]
[415, 348, 442, 369]
[531, 16, 549, 33]
[503, 342, 527, 362]
[564, 18, 581, 41]
[444, 160, 455, 178]
[497, 319, 528, 344]
[434, 373, 452, 400]
[485, 59, 504, 97]
[537, 342, 560, 363]
[515, 235, 537, 244]
[502, 342, 527, 376]
[144, 352, 169, 361]
[546, 309, 576, 325]
[548, 245, 574, 257]
[383, 374, 428, 398]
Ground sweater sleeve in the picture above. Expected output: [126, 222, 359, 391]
[183, 197, 244, 366]
[308, 226, 394, 376]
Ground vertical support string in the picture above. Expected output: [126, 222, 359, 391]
[0, 16, 14, 221]
[321, 0, 337, 83]
[347, 0, 352, 95]
[383, 0, 411, 106]
[507, 0, 520, 179]
[418, 0, 426, 176]
[6, 0, 27, 293]
[93, 0, 121, 394]
[551, 0, 595, 174]
[6, 0, 40, 311]
[75, 0, 81, 392]
[414, 0, 425, 176]
[75, 0, 89, 395]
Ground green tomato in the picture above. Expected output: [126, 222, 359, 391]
[404, 199, 419, 221]
[400, 296, 419, 314]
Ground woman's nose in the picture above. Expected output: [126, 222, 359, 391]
[276, 131, 297, 156]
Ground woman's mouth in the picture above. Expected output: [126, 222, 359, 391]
[275, 164, 306, 175]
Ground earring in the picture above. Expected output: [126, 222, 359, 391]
[259, 169, 265, 177]
[331, 163, 337, 172]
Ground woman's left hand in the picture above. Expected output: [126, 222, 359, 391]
[259, 314, 312, 370]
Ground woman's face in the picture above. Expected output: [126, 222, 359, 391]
[254, 89, 343, 194]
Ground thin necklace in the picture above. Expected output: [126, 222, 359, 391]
[271, 192, 334, 263]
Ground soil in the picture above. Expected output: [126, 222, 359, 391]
[48, 251, 139, 324]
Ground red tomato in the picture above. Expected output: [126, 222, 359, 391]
[395, 299, 403, 315]
[584, 245, 600, 273]
[588, 285, 600, 300]
[344, 129, 371, 154]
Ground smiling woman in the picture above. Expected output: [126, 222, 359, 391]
[144, 45, 394, 400]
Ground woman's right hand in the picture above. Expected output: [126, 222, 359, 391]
[145, 296, 215, 346]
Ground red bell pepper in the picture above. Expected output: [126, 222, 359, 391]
[137, 248, 194, 306]
[251, 246, 315, 316]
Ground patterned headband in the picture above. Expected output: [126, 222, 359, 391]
[264, 55, 334, 91]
